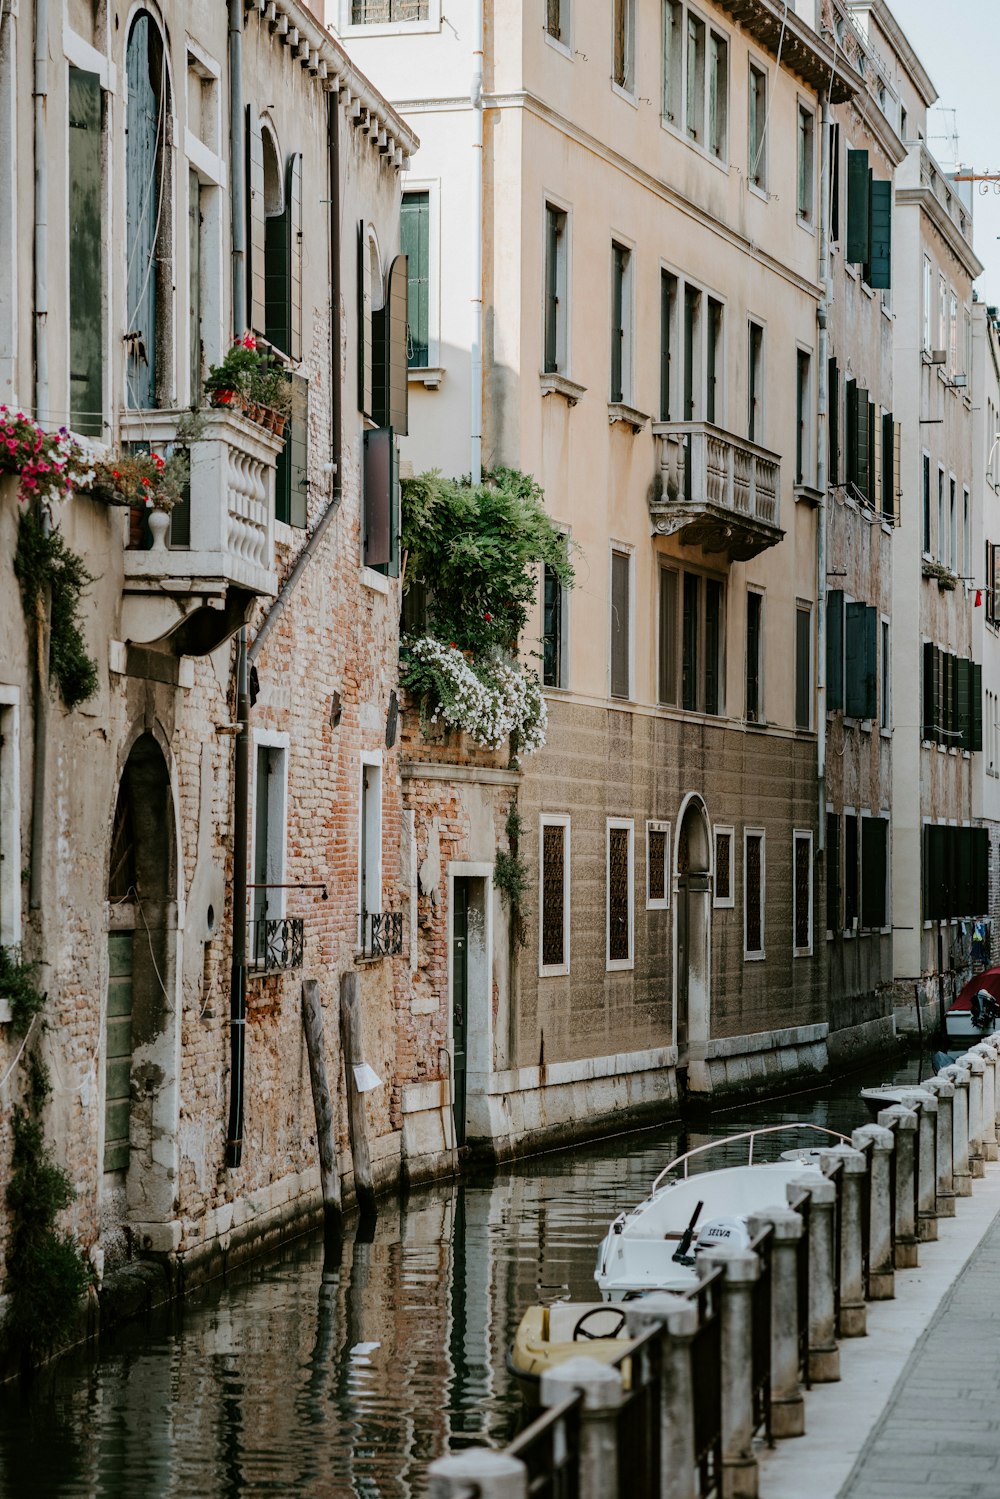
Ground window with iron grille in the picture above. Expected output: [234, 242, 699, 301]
[714, 827, 734, 908]
[744, 829, 764, 958]
[607, 820, 634, 967]
[647, 821, 670, 909]
[539, 817, 570, 975]
[793, 831, 813, 955]
[352, 0, 428, 21]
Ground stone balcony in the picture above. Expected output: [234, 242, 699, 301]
[120, 407, 284, 651]
[650, 420, 784, 562]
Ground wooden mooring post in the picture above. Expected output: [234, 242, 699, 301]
[340, 970, 377, 1221]
[301, 977, 342, 1235]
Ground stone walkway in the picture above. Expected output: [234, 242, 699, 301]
[757, 1159, 1000, 1499]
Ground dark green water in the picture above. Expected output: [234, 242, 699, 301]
[0, 1055, 930, 1498]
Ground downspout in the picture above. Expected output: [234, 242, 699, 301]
[28, 0, 49, 913]
[229, 0, 245, 333]
[817, 94, 832, 852]
[226, 627, 249, 1169]
[470, 0, 483, 484]
[248, 86, 341, 665]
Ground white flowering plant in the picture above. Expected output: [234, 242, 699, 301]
[401, 636, 548, 753]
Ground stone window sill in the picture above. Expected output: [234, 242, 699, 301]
[540, 372, 587, 406]
[607, 401, 649, 432]
[408, 366, 444, 390]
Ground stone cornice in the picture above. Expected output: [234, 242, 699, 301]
[713, 0, 857, 104]
[896, 187, 984, 282]
[849, 0, 936, 107]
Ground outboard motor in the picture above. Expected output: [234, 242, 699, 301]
[694, 1217, 751, 1255]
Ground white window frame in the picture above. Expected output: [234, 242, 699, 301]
[880, 613, 891, 735]
[792, 829, 813, 957]
[609, 234, 635, 404]
[0, 687, 22, 955]
[661, 3, 730, 166]
[747, 57, 768, 194]
[748, 316, 766, 444]
[606, 817, 635, 971]
[543, 0, 573, 55]
[743, 827, 765, 960]
[542, 530, 572, 692]
[249, 729, 290, 924]
[359, 750, 384, 941]
[612, 0, 637, 99]
[796, 98, 816, 226]
[338, 0, 442, 38]
[646, 820, 671, 910]
[745, 584, 765, 725]
[922, 255, 933, 352]
[609, 542, 635, 701]
[539, 814, 571, 977]
[402, 177, 442, 376]
[713, 825, 735, 908]
[542, 194, 572, 378]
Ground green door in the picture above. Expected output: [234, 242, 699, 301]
[104, 930, 134, 1173]
[451, 879, 470, 1147]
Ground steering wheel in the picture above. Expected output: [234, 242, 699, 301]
[572, 1306, 627, 1341]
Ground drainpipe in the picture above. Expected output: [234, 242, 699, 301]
[228, 0, 245, 332]
[28, 0, 49, 913]
[226, 627, 249, 1169]
[470, 0, 483, 484]
[816, 94, 832, 852]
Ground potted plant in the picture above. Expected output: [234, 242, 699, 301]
[253, 363, 292, 437]
[204, 333, 264, 411]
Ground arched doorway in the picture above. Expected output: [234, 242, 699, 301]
[103, 733, 179, 1266]
[675, 796, 712, 1093]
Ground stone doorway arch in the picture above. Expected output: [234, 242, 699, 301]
[674, 794, 712, 1094]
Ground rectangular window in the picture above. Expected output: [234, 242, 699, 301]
[539, 816, 570, 975]
[69, 68, 104, 437]
[682, 572, 699, 710]
[708, 30, 728, 159]
[826, 811, 840, 934]
[861, 815, 888, 929]
[796, 349, 811, 484]
[704, 578, 722, 715]
[607, 819, 634, 968]
[922, 452, 931, 554]
[949, 292, 958, 375]
[0, 692, 22, 951]
[714, 826, 734, 907]
[922, 255, 933, 350]
[663, 1, 682, 124]
[795, 604, 812, 730]
[827, 589, 844, 711]
[400, 190, 430, 368]
[543, 561, 567, 689]
[964, 487, 971, 584]
[938, 466, 946, 564]
[880, 618, 890, 731]
[610, 548, 631, 699]
[707, 297, 723, 425]
[658, 564, 678, 705]
[685, 11, 705, 140]
[545, 0, 569, 42]
[352, 0, 428, 19]
[362, 425, 399, 571]
[610, 241, 631, 402]
[828, 358, 840, 486]
[793, 831, 813, 955]
[544, 203, 568, 375]
[950, 476, 957, 572]
[660, 270, 677, 420]
[881, 412, 898, 523]
[252, 739, 289, 950]
[845, 602, 877, 720]
[744, 829, 765, 958]
[797, 104, 815, 222]
[360, 758, 383, 942]
[748, 320, 764, 442]
[613, 0, 635, 92]
[646, 820, 671, 909]
[746, 589, 763, 722]
[189, 171, 204, 406]
[276, 373, 310, 529]
[683, 284, 700, 420]
[844, 811, 858, 931]
[748, 62, 767, 189]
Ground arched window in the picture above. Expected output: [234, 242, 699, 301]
[247, 111, 302, 360]
[125, 11, 171, 409]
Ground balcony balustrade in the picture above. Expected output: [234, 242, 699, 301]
[650, 420, 784, 561]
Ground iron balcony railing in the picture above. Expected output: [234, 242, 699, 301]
[362, 911, 404, 958]
[250, 915, 305, 973]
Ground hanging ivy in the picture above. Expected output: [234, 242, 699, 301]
[14, 510, 98, 709]
[0, 946, 47, 1036]
[493, 802, 530, 948]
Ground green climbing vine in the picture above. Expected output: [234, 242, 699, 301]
[14, 510, 98, 710]
[0, 946, 47, 1036]
[494, 802, 530, 949]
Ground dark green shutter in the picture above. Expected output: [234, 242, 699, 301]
[880, 410, 894, 520]
[847, 149, 871, 263]
[867, 401, 876, 507]
[856, 390, 870, 501]
[826, 811, 840, 931]
[287, 152, 303, 361]
[864, 606, 877, 717]
[867, 178, 892, 289]
[845, 378, 857, 488]
[275, 374, 308, 528]
[922, 641, 935, 741]
[956, 656, 970, 751]
[400, 193, 429, 368]
[364, 427, 398, 576]
[861, 816, 887, 928]
[972, 662, 983, 752]
[827, 589, 844, 711]
[828, 358, 840, 486]
[845, 602, 875, 718]
[830, 122, 840, 242]
[957, 827, 974, 919]
[357, 220, 373, 417]
[69, 69, 103, 436]
[246, 106, 266, 334]
[924, 823, 948, 921]
[545, 209, 559, 374]
[973, 827, 989, 914]
[373, 256, 409, 435]
[264, 198, 290, 353]
[104, 931, 134, 1173]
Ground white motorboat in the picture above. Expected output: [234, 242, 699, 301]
[594, 1123, 848, 1302]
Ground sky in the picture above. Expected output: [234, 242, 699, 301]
[893, 0, 1000, 304]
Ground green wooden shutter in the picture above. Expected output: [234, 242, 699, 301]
[856, 389, 870, 501]
[69, 69, 103, 436]
[861, 816, 887, 928]
[922, 641, 935, 741]
[264, 198, 290, 353]
[973, 827, 989, 914]
[126, 16, 163, 409]
[956, 655, 971, 751]
[972, 661, 983, 752]
[826, 812, 840, 932]
[400, 193, 429, 368]
[357, 220, 373, 417]
[828, 358, 840, 486]
[373, 255, 409, 435]
[845, 601, 871, 717]
[864, 605, 877, 718]
[104, 931, 134, 1173]
[827, 588, 844, 710]
[830, 122, 840, 242]
[845, 378, 857, 488]
[923, 823, 947, 921]
[275, 374, 308, 527]
[847, 149, 871, 263]
[880, 410, 893, 520]
[957, 827, 974, 918]
[364, 427, 397, 572]
[287, 152, 303, 362]
[867, 178, 892, 289]
[545, 208, 559, 374]
[246, 107, 266, 334]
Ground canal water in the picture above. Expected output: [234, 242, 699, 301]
[0, 1055, 933, 1498]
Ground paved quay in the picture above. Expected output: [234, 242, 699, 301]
[757, 1158, 1000, 1499]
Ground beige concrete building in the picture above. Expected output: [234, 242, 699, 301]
[971, 298, 1000, 947]
[343, 0, 869, 1144]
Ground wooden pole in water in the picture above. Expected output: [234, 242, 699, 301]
[340, 970, 377, 1220]
[301, 978, 343, 1234]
